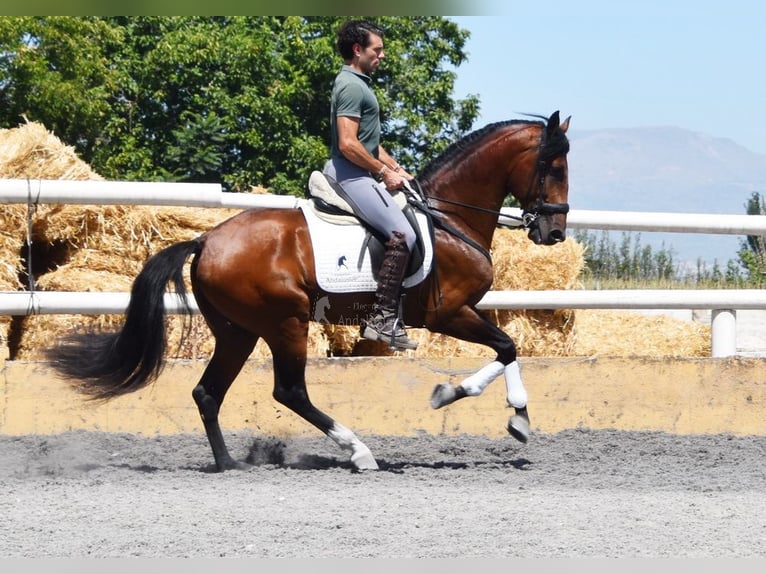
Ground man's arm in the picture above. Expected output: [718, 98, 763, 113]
[337, 116, 408, 190]
[377, 146, 414, 180]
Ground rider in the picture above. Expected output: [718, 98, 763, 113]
[323, 19, 418, 351]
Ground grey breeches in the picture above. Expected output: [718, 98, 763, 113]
[323, 157, 417, 251]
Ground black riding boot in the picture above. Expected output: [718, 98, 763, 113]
[361, 231, 419, 351]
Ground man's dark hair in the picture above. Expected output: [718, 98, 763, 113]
[336, 20, 384, 60]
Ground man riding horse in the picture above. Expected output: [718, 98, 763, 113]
[322, 19, 418, 351]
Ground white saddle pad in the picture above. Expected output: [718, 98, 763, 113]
[298, 199, 433, 293]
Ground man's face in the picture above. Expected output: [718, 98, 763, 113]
[356, 32, 384, 75]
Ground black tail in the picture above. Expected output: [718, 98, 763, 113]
[46, 240, 200, 400]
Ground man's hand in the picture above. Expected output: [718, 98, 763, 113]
[379, 165, 408, 192]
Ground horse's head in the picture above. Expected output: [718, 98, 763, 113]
[416, 111, 572, 250]
[515, 111, 571, 245]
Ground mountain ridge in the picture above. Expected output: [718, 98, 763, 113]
[565, 126, 766, 265]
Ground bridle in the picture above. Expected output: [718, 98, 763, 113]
[518, 124, 570, 229]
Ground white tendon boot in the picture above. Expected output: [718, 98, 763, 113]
[505, 361, 530, 443]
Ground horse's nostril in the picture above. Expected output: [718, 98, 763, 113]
[548, 230, 565, 244]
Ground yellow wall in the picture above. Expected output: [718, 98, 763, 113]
[1, 356, 764, 437]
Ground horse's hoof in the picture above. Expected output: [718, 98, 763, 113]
[507, 414, 530, 443]
[351, 449, 379, 471]
[430, 383, 457, 409]
[217, 458, 252, 472]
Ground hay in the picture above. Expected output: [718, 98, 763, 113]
[573, 309, 711, 357]
[16, 205, 246, 360]
[0, 206, 25, 291]
[0, 120, 246, 360]
[0, 119, 103, 181]
[0, 119, 105, 353]
[486, 228, 582, 357]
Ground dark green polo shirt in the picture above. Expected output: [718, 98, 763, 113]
[330, 65, 381, 159]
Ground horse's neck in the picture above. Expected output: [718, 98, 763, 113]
[422, 123, 535, 247]
[426, 180, 504, 248]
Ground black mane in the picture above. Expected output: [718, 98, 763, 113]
[540, 119, 571, 163]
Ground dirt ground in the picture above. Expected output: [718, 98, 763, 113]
[1, 429, 764, 558]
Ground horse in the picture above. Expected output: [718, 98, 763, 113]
[46, 110, 571, 471]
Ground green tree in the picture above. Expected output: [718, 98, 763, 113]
[0, 16, 480, 195]
[737, 191, 766, 283]
[0, 17, 125, 161]
[575, 229, 679, 284]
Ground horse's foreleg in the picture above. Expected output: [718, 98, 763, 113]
[430, 360, 504, 407]
[502, 361, 530, 443]
[428, 309, 530, 442]
[431, 359, 530, 443]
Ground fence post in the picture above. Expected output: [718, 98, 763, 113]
[711, 309, 737, 358]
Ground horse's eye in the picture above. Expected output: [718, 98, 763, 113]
[549, 166, 566, 181]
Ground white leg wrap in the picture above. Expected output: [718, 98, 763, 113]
[459, 360, 505, 396]
[504, 361, 528, 408]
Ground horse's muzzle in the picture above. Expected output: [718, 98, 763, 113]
[527, 217, 567, 245]
[524, 202, 569, 245]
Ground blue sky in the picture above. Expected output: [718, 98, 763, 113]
[450, 1, 766, 155]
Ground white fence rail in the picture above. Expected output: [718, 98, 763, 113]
[2, 178, 765, 358]
[0, 289, 763, 358]
[5, 178, 766, 233]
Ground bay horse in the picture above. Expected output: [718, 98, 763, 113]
[46, 111, 571, 471]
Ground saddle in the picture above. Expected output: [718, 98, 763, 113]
[305, 171, 427, 278]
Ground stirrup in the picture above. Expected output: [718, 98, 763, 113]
[360, 312, 418, 351]
[361, 323, 419, 351]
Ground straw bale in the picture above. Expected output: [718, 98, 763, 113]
[17, 248, 211, 360]
[0, 205, 26, 292]
[1, 119, 104, 357]
[17, 305, 330, 362]
[15, 199, 242, 362]
[487, 228, 582, 357]
[16, 206, 237, 361]
[17, 254, 158, 360]
[0, 120, 103, 181]
[572, 309, 710, 357]
[31, 204, 242, 259]
[490, 228, 584, 291]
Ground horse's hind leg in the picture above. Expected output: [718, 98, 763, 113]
[192, 322, 257, 471]
[269, 316, 378, 470]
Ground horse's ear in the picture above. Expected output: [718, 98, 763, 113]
[546, 110, 561, 136]
[560, 115, 571, 134]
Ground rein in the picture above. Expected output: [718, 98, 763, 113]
[419, 194, 525, 229]
[404, 181, 491, 262]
